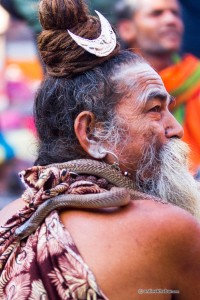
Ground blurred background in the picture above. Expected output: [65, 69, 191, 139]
[0, 0, 200, 208]
[0, 1, 42, 207]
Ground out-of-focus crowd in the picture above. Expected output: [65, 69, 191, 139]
[1, 0, 200, 208]
[0, 1, 42, 207]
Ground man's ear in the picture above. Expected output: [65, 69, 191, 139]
[117, 20, 137, 45]
[74, 111, 106, 159]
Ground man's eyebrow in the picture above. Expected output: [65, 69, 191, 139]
[146, 90, 173, 105]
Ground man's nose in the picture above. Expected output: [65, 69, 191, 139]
[165, 113, 184, 139]
[163, 10, 180, 24]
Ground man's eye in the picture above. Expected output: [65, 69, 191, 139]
[172, 9, 181, 17]
[151, 10, 163, 17]
[149, 105, 161, 112]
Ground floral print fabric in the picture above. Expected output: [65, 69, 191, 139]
[0, 163, 109, 299]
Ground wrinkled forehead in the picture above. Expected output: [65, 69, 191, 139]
[119, 62, 170, 105]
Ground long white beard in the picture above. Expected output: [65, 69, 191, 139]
[135, 138, 200, 221]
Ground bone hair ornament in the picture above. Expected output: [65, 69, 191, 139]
[67, 11, 117, 57]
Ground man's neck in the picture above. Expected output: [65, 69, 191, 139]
[134, 49, 175, 72]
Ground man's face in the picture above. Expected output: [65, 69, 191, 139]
[109, 63, 200, 220]
[122, 0, 184, 54]
[113, 63, 183, 173]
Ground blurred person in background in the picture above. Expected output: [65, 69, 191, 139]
[115, 0, 200, 176]
[1, 1, 200, 299]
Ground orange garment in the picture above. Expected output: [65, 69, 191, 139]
[160, 54, 200, 173]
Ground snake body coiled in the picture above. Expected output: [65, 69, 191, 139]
[45, 159, 135, 189]
[15, 159, 167, 240]
[15, 188, 130, 240]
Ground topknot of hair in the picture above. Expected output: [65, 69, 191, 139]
[38, 0, 121, 77]
[39, 0, 89, 30]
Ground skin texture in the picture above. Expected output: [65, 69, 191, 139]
[117, 0, 184, 71]
[1, 64, 200, 299]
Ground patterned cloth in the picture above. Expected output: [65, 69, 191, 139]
[160, 54, 200, 172]
[0, 163, 109, 299]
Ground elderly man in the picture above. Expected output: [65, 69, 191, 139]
[0, 0, 200, 299]
[115, 0, 200, 174]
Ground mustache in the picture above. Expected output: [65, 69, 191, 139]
[160, 138, 189, 166]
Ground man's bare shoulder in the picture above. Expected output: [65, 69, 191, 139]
[126, 199, 200, 251]
[61, 198, 200, 300]
[61, 197, 200, 258]
[105, 198, 200, 237]
[135, 198, 200, 243]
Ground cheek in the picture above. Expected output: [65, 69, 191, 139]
[127, 129, 151, 155]
[137, 26, 161, 48]
[147, 121, 166, 145]
[135, 18, 158, 40]
[178, 21, 184, 34]
[115, 129, 145, 160]
[140, 18, 159, 35]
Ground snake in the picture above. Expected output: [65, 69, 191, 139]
[14, 159, 167, 240]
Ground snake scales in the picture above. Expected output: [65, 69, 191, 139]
[15, 159, 167, 240]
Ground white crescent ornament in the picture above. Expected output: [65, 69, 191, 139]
[67, 11, 117, 57]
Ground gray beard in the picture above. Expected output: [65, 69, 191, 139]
[135, 138, 200, 221]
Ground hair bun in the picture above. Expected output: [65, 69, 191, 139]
[38, 0, 120, 77]
[39, 0, 89, 30]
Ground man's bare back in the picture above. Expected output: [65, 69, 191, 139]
[1, 198, 200, 300]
